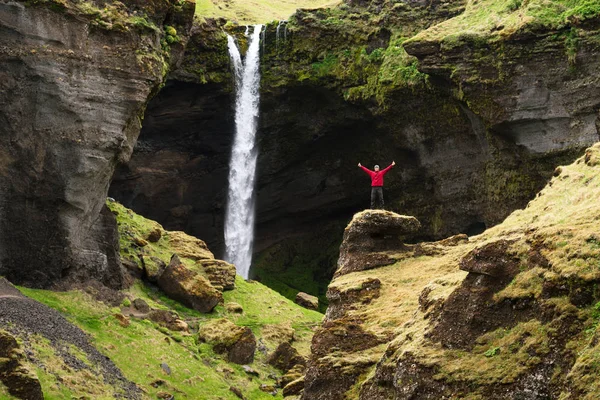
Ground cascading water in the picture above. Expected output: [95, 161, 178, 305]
[276, 20, 288, 49]
[224, 25, 263, 279]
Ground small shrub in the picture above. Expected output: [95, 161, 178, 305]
[484, 347, 501, 357]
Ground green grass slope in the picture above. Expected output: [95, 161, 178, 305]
[196, 0, 341, 23]
[14, 203, 322, 400]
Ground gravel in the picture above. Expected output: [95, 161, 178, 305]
[0, 278, 141, 399]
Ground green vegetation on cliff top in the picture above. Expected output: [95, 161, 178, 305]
[14, 202, 322, 399]
[196, 0, 341, 23]
[409, 0, 600, 46]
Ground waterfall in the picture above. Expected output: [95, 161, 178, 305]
[224, 25, 263, 279]
[276, 20, 288, 50]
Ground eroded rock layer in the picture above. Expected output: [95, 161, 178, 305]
[0, 0, 195, 287]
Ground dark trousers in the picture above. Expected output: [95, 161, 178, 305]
[371, 186, 384, 209]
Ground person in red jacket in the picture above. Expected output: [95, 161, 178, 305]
[358, 161, 395, 209]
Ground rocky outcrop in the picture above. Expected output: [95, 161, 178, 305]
[0, 331, 43, 400]
[337, 210, 421, 277]
[157, 254, 222, 313]
[0, 0, 195, 288]
[300, 144, 600, 399]
[295, 292, 319, 310]
[267, 342, 306, 372]
[108, 201, 236, 311]
[198, 318, 257, 365]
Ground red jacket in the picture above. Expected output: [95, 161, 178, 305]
[360, 164, 394, 186]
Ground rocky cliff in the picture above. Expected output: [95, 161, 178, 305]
[0, 0, 195, 288]
[298, 143, 600, 399]
[110, 0, 600, 306]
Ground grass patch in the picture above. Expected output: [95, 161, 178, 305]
[195, 0, 342, 23]
[408, 0, 600, 46]
[20, 286, 308, 399]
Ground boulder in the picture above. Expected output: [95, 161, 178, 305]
[295, 292, 319, 310]
[157, 255, 222, 313]
[148, 310, 189, 332]
[132, 298, 151, 314]
[225, 302, 244, 313]
[200, 259, 237, 291]
[336, 210, 421, 277]
[0, 331, 43, 400]
[198, 319, 256, 365]
[141, 256, 167, 282]
[267, 342, 306, 373]
[283, 376, 305, 397]
[147, 228, 162, 243]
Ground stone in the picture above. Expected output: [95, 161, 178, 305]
[134, 237, 149, 247]
[198, 319, 256, 365]
[161, 363, 171, 376]
[295, 292, 319, 310]
[157, 255, 222, 313]
[132, 298, 151, 314]
[242, 365, 259, 377]
[148, 310, 189, 332]
[229, 386, 245, 399]
[267, 342, 306, 373]
[259, 384, 277, 394]
[336, 210, 421, 277]
[200, 259, 237, 291]
[225, 302, 244, 313]
[114, 313, 130, 328]
[141, 256, 167, 282]
[147, 228, 162, 243]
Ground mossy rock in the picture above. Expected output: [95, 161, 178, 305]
[198, 319, 256, 364]
[157, 255, 222, 313]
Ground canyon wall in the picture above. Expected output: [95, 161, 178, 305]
[0, 0, 195, 287]
[110, 0, 599, 303]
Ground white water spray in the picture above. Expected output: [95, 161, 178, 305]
[224, 25, 263, 279]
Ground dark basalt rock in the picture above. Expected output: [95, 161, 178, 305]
[0, 331, 43, 400]
[267, 342, 306, 373]
[336, 210, 421, 277]
[0, 0, 195, 289]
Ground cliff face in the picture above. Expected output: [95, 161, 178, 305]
[301, 143, 600, 399]
[110, 0, 599, 306]
[0, 0, 195, 288]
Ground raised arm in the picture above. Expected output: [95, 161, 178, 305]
[359, 164, 374, 176]
[381, 161, 395, 174]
